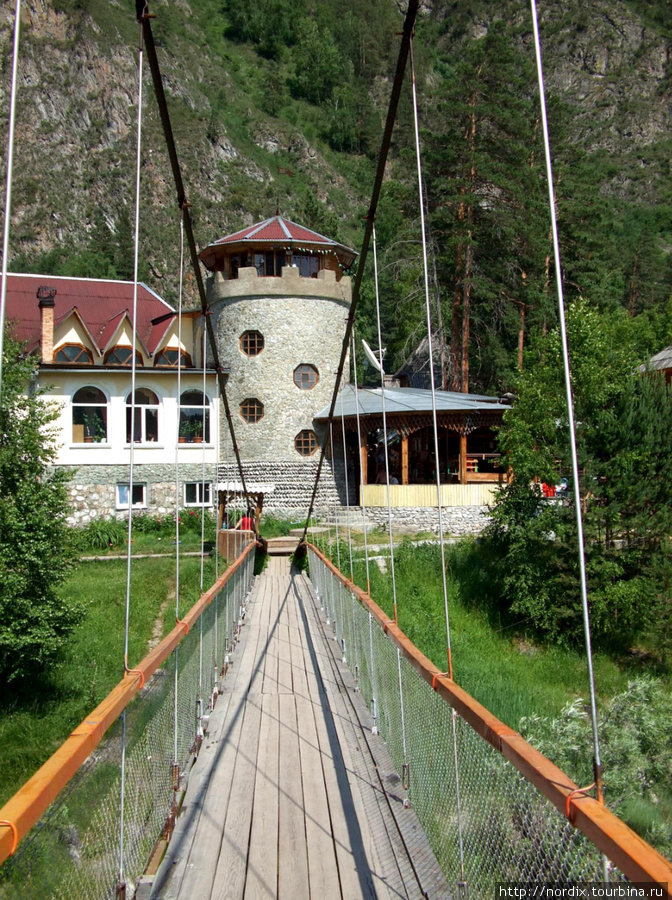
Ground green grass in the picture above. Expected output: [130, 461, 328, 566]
[0, 555, 217, 807]
[258, 515, 304, 539]
[350, 540, 651, 729]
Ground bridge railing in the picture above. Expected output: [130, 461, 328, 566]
[307, 544, 672, 898]
[0, 541, 256, 899]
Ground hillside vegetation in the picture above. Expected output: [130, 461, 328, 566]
[1, 0, 671, 389]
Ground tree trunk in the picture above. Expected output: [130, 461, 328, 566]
[460, 105, 477, 394]
[450, 195, 465, 392]
[426, 216, 448, 391]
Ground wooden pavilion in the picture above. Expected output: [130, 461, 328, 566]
[316, 385, 511, 507]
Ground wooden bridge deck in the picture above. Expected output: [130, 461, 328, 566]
[152, 556, 449, 900]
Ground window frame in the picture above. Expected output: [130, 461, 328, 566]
[295, 429, 318, 457]
[184, 482, 212, 507]
[154, 348, 192, 368]
[239, 397, 264, 424]
[240, 330, 265, 357]
[126, 388, 160, 445]
[179, 389, 211, 444]
[293, 364, 319, 391]
[55, 343, 93, 365]
[116, 483, 147, 510]
[105, 346, 143, 367]
[72, 386, 109, 444]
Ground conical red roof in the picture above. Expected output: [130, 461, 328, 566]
[199, 216, 357, 270]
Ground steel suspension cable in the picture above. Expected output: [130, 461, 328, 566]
[197, 326, 207, 738]
[137, 2, 252, 518]
[119, 16, 145, 889]
[173, 213, 185, 777]
[329, 421, 342, 576]
[529, 0, 605, 815]
[298, 0, 419, 546]
[409, 37, 467, 881]
[338, 393, 354, 582]
[351, 332, 372, 592]
[0, 0, 21, 406]
[372, 224, 399, 623]
[409, 38, 454, 679]
[200, 323, 207, 594]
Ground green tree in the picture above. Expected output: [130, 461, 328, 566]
[426, 22, 549, 393]
[0, 339, 82, 684]
[487, 301, 672, 652]
[290, 19, 346, 105]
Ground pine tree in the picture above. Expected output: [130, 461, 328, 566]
[426, 22, 549, 392]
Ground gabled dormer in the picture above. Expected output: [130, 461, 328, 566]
[52, 308, 100, 365]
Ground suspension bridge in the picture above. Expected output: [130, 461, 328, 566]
[2, 0, 672, 897]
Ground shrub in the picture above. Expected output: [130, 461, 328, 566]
[76, 518, 127, 551]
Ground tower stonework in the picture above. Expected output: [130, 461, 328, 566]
[199, 217, 356, 513]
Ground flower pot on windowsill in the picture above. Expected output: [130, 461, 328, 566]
[179, 436, 187, 444]
[84, 436, 93, 443]
[193, 437, 203, 444]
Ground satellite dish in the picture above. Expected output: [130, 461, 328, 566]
[362, 338, 385, 374]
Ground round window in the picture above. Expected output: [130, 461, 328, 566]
[293, 364, 318, 390]
[240, 398, 264, 423]
[295, 429, 318, 456]
[240, 330, 265, 357]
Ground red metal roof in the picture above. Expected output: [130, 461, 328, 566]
[3, 274, 176, 357]
[200, 215, 357, 270]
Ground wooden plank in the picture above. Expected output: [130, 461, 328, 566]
[277, 577, 294, 695]
[293, 578, 377, 900]
[244, 693, 280, 900]
[277, 692, 310, 900]
[248, 574, 271, 695]
[162, 575, 267, 900]
[301, 581, 419, 899]
[287, 580, 310, 701]
[212, 691, 264, 900]
[295, 693, 341, 897]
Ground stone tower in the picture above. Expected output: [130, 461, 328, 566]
[199, 216, 357, 513]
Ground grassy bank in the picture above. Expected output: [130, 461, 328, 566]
[350, 540, 657, 729]
[0, 555, 216, 807]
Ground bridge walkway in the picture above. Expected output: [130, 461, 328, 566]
[153, 556, 449, 900]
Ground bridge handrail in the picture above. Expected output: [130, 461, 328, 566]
[0, 540, 256, 867]
[307, 543, 672, 893]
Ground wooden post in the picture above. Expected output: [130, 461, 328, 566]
[218, 492, 226, 531]
[401, 435, 409, 485]
[459, 433, 467, 485]
[360, 427, 368, 486]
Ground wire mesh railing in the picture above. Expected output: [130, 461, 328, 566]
[0, 542, 255, 900]
[307, 544, 672, 897]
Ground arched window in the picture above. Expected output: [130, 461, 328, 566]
[240, 331, 264, 357]
[105, 346, 143, 366]
[155, 348, 192, 367]
[295, 429, 318, 456]
[293, 364, 319, 390]
[239, 398, 264, 423]
[72, 387, 108, 443]
[55, 344, 93, 364]
[126, 388, 159, 443]
[179, 389, 210, 443]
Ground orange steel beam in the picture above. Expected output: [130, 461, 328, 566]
[0, 541, 255, 867]
[307, 544, 672, 895]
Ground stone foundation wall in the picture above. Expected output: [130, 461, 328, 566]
[59, 464, 217, 525]
[353, 505, 491, 537]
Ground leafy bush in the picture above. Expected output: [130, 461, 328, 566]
[76, 518, 127, 551]
[521, 677, 672, 857]
[0, 339, 83, 682]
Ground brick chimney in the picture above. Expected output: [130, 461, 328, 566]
[37, 286, 57, 364]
